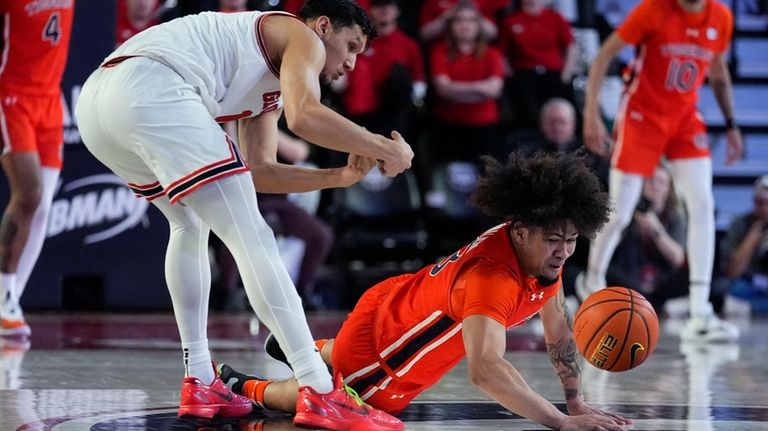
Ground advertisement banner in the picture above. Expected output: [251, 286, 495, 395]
[0, 1, 171, 310]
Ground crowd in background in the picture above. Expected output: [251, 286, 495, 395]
[115, 0, 768, 316]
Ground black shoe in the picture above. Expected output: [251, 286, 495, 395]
[217, 363, 265, 395]
[264, 333, 291, 369]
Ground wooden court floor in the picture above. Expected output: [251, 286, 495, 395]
[1, 312, 767, 430]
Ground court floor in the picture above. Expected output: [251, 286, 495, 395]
[1, 312, 766, 431]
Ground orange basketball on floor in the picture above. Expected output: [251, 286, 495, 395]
[573, 287, 659, 372]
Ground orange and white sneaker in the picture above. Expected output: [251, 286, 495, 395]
[293, 373, 404, 431]
[178, 368, 253, 418]
[0, 317, 30, 337]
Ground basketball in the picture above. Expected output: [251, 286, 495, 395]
[573, 287, 659, 372]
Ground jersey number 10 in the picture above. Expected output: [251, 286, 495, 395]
[664, 58, 699, 93]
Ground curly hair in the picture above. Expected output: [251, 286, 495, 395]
[470, 151, 611, 239]
[299, 0, 378, 39]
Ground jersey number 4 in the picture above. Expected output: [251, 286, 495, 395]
[42, 12, 62, 45]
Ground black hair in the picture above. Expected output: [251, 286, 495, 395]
[298, 0, 377, 39]
[471, 151, 611, 239]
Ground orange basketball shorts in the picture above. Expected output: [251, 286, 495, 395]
[332, 274, 426, 414]
[0, 91, 64, 169]
[612, 99, 709, 177]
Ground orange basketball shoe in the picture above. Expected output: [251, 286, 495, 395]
[178, 365, 253, 418]
[0, 317, 30, 337]
[293, 373, 404, 431]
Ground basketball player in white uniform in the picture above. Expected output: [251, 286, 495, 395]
[76, 1, 411, 430]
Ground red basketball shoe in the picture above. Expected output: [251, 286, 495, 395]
[178, 366, 253, 418]
[293, 373, 403, 431]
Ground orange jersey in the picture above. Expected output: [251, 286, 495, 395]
[617, 0, 732, 115]
[0, 0, 75, 96]
[368, 223, 561, 388]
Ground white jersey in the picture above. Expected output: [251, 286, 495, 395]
[108, 11, 291, 120]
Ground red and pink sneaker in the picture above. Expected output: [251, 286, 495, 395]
[178, 370, 253, 418]
[293, 373, 404, 431]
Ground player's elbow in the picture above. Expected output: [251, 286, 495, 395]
[467, 359, 497, 388]
[283, 108, 309, 137]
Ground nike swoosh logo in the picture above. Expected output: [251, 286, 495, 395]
[212, 389, 234, 401]
[629, 343, 645, 369]
[329, 400, 369, 416]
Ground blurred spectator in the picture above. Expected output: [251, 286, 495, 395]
[280, 0, 370, 14]
[339, 0, 426, 137]
[511, 98, 608, 183]
[499, 0, 578, 129]
[719, 175, 768, 314]
[608, 165, 690, 312]
[219, 0, 249, 12]
[214, 131, 333, 311]
[538, 97, 579, 152]
[116, 0, 177, 46]
[427, 2, 504, 164]
[419, 0, 506, 44]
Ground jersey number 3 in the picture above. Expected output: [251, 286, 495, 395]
[42, 12, 62, 45]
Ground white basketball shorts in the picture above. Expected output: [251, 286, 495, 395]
[75, 56, 248, 204]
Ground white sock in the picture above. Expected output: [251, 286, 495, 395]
[179, 174, 333, 392]
[182, 339, 214, 384]
[587, 169, 644, 288]
[669, 158, 715, 317]
[15, 168, 59, 297]
[689, 282, 711, 319]
[1, 273, 19, 317]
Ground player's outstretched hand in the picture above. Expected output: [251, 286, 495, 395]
[378, 131, 413, 177]
[341, 154, 377, 187]
[559, 413, 630, 431]
[583, 114, 611, 158]
[565, 400, 633, 429]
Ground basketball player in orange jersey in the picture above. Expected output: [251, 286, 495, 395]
[0, 0, 75, 338]
[221, 152, 633, 431]
[578, 0, 743, 342]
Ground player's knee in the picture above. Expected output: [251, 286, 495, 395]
[11, 187, 43, 218]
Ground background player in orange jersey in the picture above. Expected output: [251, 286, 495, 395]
[221, 152, 634, 431]
[578, 0, 743, 342]
[0, 0, 74, 337]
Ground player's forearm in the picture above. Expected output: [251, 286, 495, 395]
[710, 75, 736, 123]
[584, 52, 611, 119]
[545, 334, 583, 404]
[250, 162, 349, 193]
[286, 103, 395, 162]
[470, 358, 567, 429]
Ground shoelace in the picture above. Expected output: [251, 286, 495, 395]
[344, 384, 367, 408]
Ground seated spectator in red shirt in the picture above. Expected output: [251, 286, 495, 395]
[499, 0, 578, 129]
[339, 0, 426, 137]
[428, 1, 505, 164]
[116, 0, 159, 46]
[419, 0, 506, 44]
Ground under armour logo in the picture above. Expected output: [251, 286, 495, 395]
[530, 292, 545, 301]
[686, 28, 699, 38]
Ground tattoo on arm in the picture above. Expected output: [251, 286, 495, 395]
[558, 290, 574, 331]
[546, 336, 582, 400]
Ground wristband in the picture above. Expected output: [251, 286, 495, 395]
[725, 118, 738, 130]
